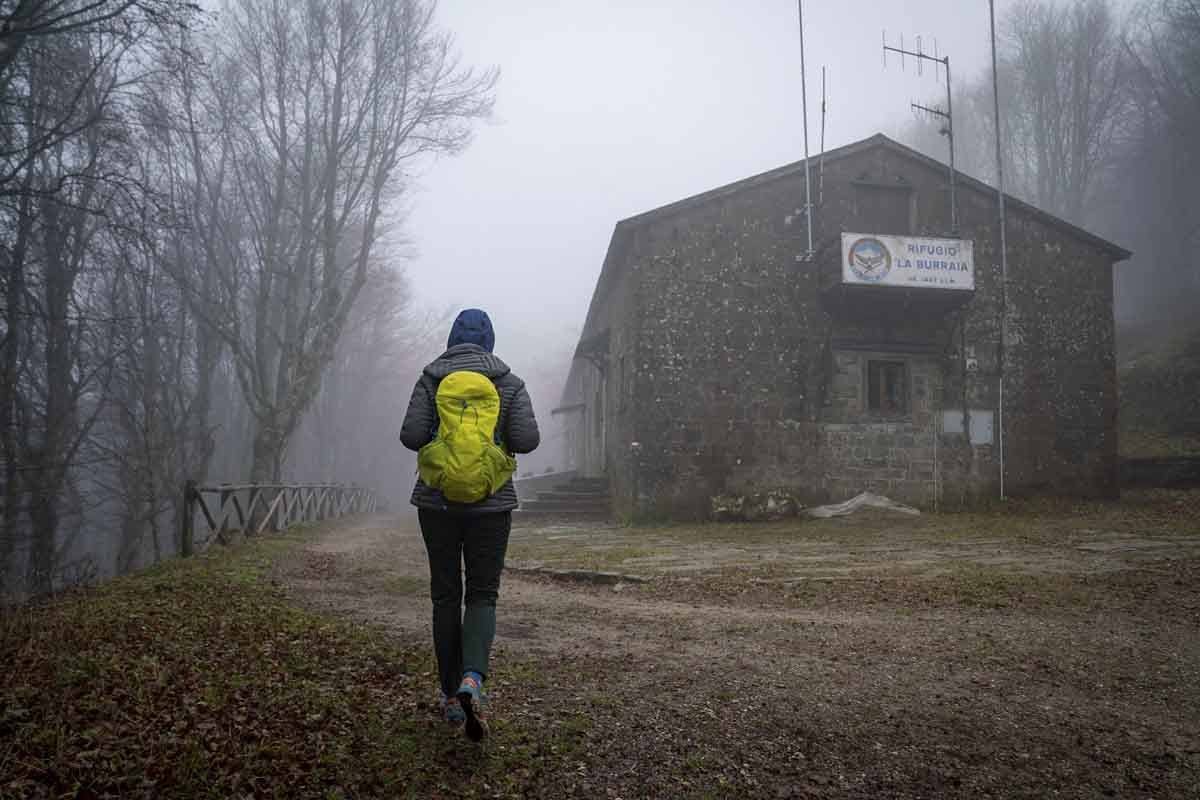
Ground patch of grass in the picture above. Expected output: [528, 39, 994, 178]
[559, 713, 591, 736]
[507, 540, 670, 573]
[496, 659, 542, 686]
[0, 531, 579, 799]
[587, 692, 619, 710]
[579, 544, 662, 571]
[651, 557, 1200, 615]
[379, 575, 426, 596]
[504, 540, 572, 566]
[517, 491, 1200, 580]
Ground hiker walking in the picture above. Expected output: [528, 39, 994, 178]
[400, 309, 540, 742]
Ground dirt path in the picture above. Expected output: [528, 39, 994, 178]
[277, 510, 1200, 799]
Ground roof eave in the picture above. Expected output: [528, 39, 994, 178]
[611, 132, 1131, 262]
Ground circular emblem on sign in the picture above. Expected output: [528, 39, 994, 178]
[847, 237, 892, 282]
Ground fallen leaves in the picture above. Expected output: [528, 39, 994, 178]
[0, 537, 580, 799]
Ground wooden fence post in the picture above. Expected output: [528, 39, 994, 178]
[247, 486, 261, 535]
[219, 486, 231, 541]
[273, 486, 284, 531]
[180, 480, 196, 558]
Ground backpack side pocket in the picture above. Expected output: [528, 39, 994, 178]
[417, 438, 448, 492]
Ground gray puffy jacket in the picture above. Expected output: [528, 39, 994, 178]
[400, 344, 540, 514]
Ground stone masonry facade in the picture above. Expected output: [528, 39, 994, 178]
[559, 134, 1127, 521]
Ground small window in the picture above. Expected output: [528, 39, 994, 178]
[868, 360, 908, 415]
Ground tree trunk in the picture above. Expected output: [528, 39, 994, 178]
[250, 420, 284, 483]
[26, 197, 75, 595]
[26, 482, 57, 595]
[0, 189, 31, 584]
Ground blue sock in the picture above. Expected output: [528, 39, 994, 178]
[463, 670, 483, 687]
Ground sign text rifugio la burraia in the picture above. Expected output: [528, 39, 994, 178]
[841, 232, 975, 291]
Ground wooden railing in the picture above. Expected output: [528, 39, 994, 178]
[180, 482, 377, 556]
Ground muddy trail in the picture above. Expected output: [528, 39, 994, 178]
[277, 508, 1200, 799]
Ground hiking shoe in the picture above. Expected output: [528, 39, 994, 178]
[440, 692, 466, 726]
[455, 675, 489, 742]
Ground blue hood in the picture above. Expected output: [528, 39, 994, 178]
[447, 308, 495, 353]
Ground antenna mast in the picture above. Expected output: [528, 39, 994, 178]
[882, 33, 958, 234]
[797, 1, 814, 260]
[819, 66, 828, 206]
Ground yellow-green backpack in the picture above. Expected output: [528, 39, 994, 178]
[417, 371, 517, 503]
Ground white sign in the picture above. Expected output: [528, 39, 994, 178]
[942, 409, 995, 445]
[841, 233, 974, 291]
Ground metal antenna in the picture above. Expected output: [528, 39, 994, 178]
[819, 66, 828, 206]
[882, 32, 958, 234]
[797, 0, 814, 261]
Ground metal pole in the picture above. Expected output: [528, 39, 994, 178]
[933, 406, 940, 512]
[945, 56, 958, 235]
[883, 38, 956, 235]
[798, 0, 813, 260]
[990, 0, 1009, 500]
[819, 65, 827, 206]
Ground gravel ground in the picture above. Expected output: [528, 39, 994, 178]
[277, 492, 1200, 799]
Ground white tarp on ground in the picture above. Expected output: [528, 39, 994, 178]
[804, 492, 921, 519]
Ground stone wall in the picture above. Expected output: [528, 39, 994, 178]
[820, 352, 943, 505]
[628, 178, 826, 519]
[572, 137, 1121, 520]
[559, 222, 645, 519]
[1000, 210, 1119, 497]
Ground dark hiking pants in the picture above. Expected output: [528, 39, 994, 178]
[418, 509, 511, 698]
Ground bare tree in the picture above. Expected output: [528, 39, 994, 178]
[0, 1, 191, 196]
[288, 255, 446, 504]
[183, 0, 495, 482]
[0, 0, 494, 596]
[1094, 0, 1200, 322]
[897, 75, 1007, 188]
[0, 1, 197, 594]
[1004, 0, 1130, 223]
[899, 0, 1131, 226]
[1, 25, 134, 593]
[1128, 0, 1200, 270]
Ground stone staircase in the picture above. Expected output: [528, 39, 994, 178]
[516, 476, 612, 522]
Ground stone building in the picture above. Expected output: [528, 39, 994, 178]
[555, 134, 1129, 520]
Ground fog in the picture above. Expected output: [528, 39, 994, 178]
[407, 0, 1165, 462]
[1, 0, 1196, 598]
[409, 0, 1009, 379]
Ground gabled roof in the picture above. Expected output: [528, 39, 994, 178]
[561, 133, 1130, 406]
[617, 133, 1130, 258]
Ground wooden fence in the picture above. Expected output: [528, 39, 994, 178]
[180, 482, 377, 556]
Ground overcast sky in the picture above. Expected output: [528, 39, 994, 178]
[404, 0, 1018, 378]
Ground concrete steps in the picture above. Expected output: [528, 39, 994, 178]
[517, 476, 612, 522]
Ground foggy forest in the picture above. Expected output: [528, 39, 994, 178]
[1, 0, 1196, 598]
[2, 0, 1200, 797]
